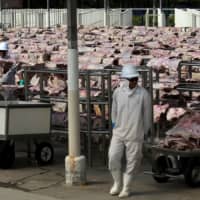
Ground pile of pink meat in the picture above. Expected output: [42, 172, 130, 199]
[0, 26, 199, 131]
[159, 111, 200, 150]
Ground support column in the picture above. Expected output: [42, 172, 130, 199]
[192, 14, 196, 28]
[157, 8, 166, 27]
[145, 8, 149, 27]
[152, 0, 156, 26]
[104, 0, 109, 26]
[65, 0, 86, 186]
[159, 0, 162, 10]
[47, 0, 50, 28]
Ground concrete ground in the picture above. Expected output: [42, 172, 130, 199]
[0, 140, 200, 200]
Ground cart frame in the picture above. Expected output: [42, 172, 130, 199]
[0, 101, 54, 168]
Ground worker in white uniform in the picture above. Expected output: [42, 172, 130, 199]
[0, 41, 10, 59]
[0, 41, 17, 85]
[108, 64, 151, 198]
[0, 41, 19, 100]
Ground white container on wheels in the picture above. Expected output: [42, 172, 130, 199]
[0, 101, 53, 168]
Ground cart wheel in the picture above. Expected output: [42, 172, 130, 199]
[152, 155, 169, 183]
[35, 142, 54, 165]
[0, 141, 15, 169]
[184, 160, 200, 187]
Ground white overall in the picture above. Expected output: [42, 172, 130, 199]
[109, 84, 151, 175]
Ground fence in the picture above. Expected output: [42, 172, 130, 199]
[0, 8, 133, 28]
[79, 9, 104, 26]
[1, 8, 200, 28]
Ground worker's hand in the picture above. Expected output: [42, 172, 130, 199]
[112, 122, 115, 129]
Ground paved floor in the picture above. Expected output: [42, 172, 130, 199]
[0, 142, 200, 200]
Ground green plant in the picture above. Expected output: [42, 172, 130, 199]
[167, 14, 175, 27]
[133, 15, 144, 26]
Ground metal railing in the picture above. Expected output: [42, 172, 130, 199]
[80, 9, 104, 26]
[1, 8, 200, 28]
[0, 8, 133, 28]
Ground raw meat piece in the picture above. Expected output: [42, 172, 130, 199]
[144, 41, 161, 49]
[30, 74, 40, 86]
[80, 115, 88, 130]
[166, 112, 200, 139]
[93, 105, 102, 116]
[79, 89, 87, 98]
[52, 102, 67, 112]
[153, 104, 169, 122]
[51, 111, 67, 127]
[166, 107, 186, 121]
[44, 75, 66, 95]
[92, 117, 104, 130]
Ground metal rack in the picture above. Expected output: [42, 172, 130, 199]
[23, 65, 154, 167]
[176, 61, 200, 101]
[151, 61, 200, 140]
[147, 61, 200, 187]
[79, 69, 113, 166]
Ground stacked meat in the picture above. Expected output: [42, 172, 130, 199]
[153, 104, 169, 123]
[0, 26, 199, 130]
[1, 26, 199, 73]
[159, 111, 200, 150]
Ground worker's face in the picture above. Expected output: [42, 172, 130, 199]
[127, 77, 138, 89]
[0, 50, 7, 58]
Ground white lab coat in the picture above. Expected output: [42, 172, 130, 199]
[109, 83, 151, 174]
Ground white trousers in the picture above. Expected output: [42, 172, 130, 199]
[108, 136, 143, 175]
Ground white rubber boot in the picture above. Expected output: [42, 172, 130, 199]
[109, 171, 122, 195]
[118, 174, 132, 198]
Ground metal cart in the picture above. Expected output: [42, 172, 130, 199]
[176, 61, 200, 104]
[0, 101, 54, 168]
[148, 61, 200, 187]
[150, 145, 200, 187]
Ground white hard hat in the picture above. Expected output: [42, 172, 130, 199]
[121, 64, 139, 79]
[0, 41, 8, 51]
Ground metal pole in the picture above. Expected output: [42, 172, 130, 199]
[158, 0, 165, 27]
[0, 0, 2, 27]
[152, 0, 156, 26]
[104, 0, 106, 26]
[149, 67, 155, 143]
[27, 0, 30, 8]
[159, 0, 162, 10]
[47, 0, 50, 28]
[145, 8, 149, 27]
[104, 0, 109, 26]
[65, 0, 86, 186]
[0, 0, 3, 30]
